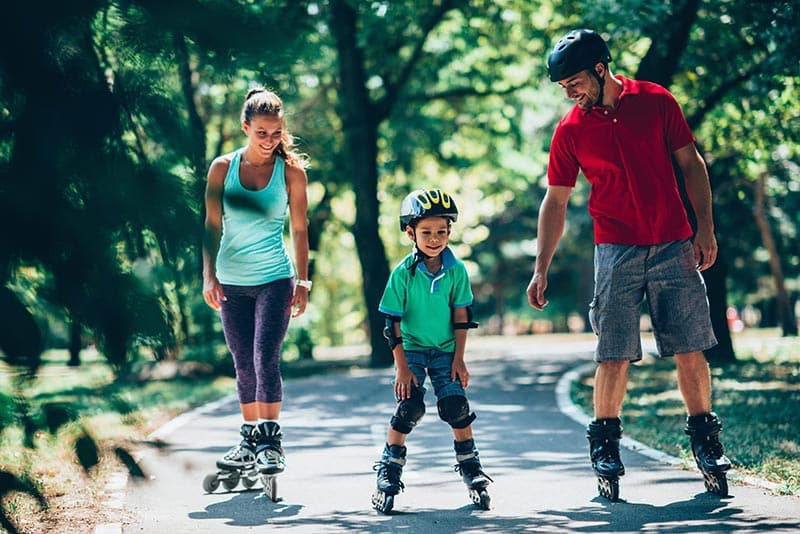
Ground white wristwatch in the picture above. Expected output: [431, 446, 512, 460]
[296, 279, 313, 291]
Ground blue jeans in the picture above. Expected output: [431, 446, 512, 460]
[401, 348, 466, 402]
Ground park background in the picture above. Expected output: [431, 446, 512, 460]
[0, 0, 798, 532]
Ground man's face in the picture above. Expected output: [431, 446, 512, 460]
[557, 66, 602, 110]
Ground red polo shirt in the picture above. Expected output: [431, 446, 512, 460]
[547, 75, 695, 245]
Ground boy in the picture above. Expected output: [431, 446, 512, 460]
[371, 188, 492, 514]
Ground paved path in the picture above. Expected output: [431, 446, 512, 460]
[120, 337, 800, 533]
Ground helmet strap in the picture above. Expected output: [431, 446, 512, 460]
[591, 64, 606, 108]
[408, 242, 428, 277]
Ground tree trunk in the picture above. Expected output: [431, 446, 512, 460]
[68, 318, 82, 367]
[635, 0, 736, 363]
[174, 31, 217, 346]
[330, 1, 392, 367]
[701, 251, 735, 365]
[634, 0, 700, 86]
[752, 174, 798, 336]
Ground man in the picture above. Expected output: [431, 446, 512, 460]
[527, 29, 731, 500]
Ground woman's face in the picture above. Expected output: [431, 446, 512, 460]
[242, 115, 283, 159]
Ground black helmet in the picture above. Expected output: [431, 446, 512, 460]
[399, 189, 458, 231]
[547, 29, 612, 82]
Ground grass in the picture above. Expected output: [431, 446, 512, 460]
[0, 348, 236, 533]
[571, 329, 800, 495]
[0, 345, 365, 533]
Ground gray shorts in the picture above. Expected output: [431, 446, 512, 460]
[588, 239, 717, 362]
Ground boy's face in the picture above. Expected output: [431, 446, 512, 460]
[408, 216, 451, 257]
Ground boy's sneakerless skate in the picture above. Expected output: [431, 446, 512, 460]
[454, 438, 493, 510]
[255, 421, 285, 502]
[203, 423, 261, 493]
[371, 444, 406, 514]
[685, 412, 731, 497]
[587, 418, 625, 502]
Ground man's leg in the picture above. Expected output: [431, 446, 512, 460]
[675, 351, 712, 416]
[593, 360, 629, 419]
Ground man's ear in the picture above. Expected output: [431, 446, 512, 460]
[594, 63, 605, 77]
[406, 226, 415, 241]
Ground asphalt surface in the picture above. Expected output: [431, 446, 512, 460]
[117, 336, 800, 533]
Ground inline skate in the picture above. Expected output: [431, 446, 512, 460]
[685, 412, 731, 497]
[454, 438, 493, 510]
[255, 421, 285, 502]
[203, 423, 260, 493]
[371, 444, 406, 514]
[587, 418, 625, 501]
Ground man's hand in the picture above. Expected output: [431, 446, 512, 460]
[527, 271, 549, 310]
[693, 229, 718, 271]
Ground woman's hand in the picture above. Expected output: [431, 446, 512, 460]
[291, 286, 309, 317]
[202, 275, 226, 311]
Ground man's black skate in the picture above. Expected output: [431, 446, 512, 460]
[203, 423, 260, 493]
[454, 439, 493, 510]
[254, 421, 284, 502]
[685, 412, 731, 497]
[587, 418, 625, 502]
[371, 444, 406, 514]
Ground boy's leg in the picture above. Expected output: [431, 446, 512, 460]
[387, 351, 427, 443]
[375, 352, 427, 501]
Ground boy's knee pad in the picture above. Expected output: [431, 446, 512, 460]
[437, 395, 476, 429]
[390, 387, 425, 434]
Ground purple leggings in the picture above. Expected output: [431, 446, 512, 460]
[220, 278, 293, 404]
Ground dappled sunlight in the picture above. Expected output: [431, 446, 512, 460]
[715, 379, 800, 391]
[519, 451, 584, 463]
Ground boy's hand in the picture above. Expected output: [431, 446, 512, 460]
[451, 359, 470, 389]
[394, 365, 419, 400]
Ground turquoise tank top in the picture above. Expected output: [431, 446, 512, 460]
[216, 149, 293, 286]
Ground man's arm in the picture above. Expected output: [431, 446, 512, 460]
[526, 185, 572, 309]
[674, 143, 717, 271]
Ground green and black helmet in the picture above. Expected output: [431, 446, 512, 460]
[547, 29, 612, 82]
[399, 189, 458, 231]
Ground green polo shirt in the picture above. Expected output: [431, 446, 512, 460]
[379, 247, 473, 352]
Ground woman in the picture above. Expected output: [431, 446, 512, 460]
[202, 87, 310, 475]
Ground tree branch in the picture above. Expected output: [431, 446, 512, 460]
[687, 67, 759, 130]
[374, 0, 467, 120]
[406, 83, 526, 102]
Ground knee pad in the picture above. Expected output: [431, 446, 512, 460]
[390, 387, 425, 434]
[437, 395, 476, 429]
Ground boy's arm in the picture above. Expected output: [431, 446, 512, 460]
[390, 320, 418, 399]
[451, 307, 470, 388]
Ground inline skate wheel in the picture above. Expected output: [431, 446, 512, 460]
[202, 473, 220, 493]
[222, 472, 240, 491]
[470, 489, 491, 510]
[371, 490, 394, 514]
[598, 476, 620, 502]
[263, 475, 279, 502]
[703, 471, 729, 497]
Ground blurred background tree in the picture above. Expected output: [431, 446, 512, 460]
[1, 0, 798, 375]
